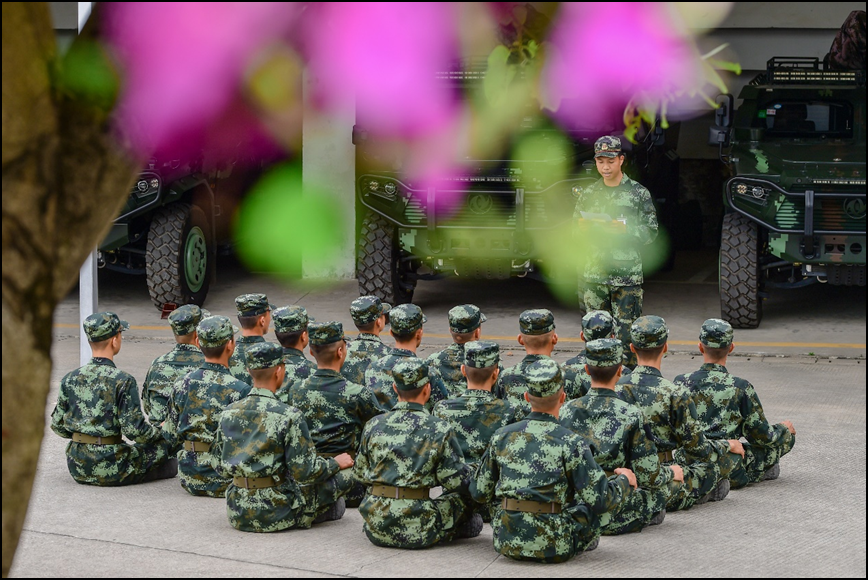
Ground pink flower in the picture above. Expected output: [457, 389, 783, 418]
[104, 2, 295, 157]
[542, 2, 697, 130]
[302, 3, 460, 138]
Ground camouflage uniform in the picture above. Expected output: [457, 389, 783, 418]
[271, 305, 316, 402]
[574, 136, 658, 368]
[356, 359, 476, 549]
[51, 313, 175, 486]
[141, 305, 207, 423]
[616, 316, 736, 510]
[674, 319, 795, 489]
[212, 342, 352, 532]
[341, 296, 392, 384]
[163, 316, 251, 497]
[560, 339, 671, 534]
[496, 310, 587, 409]
[471, 358, 633, 563]
[287, 321, 383, 505]
[426, 304, 487, 399]
[364, 304, 448, 410]
[563, 310, 630, 397]
[228, 293, 273, 385]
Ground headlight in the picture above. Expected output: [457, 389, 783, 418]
[732, 181, 769, 203]
[136, 180, 148, 192]
[369, 180, 379, 192]
[384, 183, 397, 195]
[149, 178, 160, 189]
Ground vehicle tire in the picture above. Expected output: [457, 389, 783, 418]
[719, 212, 763, 328]
[357, 210, 415, 304]
[146, 203, 212, 310]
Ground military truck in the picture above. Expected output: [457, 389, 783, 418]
[98, 157, 221, 310]
[710, 57, 866, 328]
[354, 70, 679, 304]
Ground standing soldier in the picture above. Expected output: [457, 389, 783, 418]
[497, 309, 586, 410]
[212, 342, 354, 532]
[426, 304, 489, 399]
[51, 312, 176, 486]
[341, 296, 391, 385]
[272, 305, 316, 403]
[674, 319, 796, 488]
[365, 304, 447, 410]
[287, 321, 383, 507]
[355, 358, 482, 548]
[163, 316, 251, 497]
[574, 135, 658, 369]
[563, 310, 628, 397]
[228, 293, 273, 386]
[560, 339, 683, 534]
[141, 304, 208, 424]
[616, 316, 744, 510]
[471, 358, 636, 563]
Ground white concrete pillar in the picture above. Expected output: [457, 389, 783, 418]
[301, 68, 356, 279]
[78, 1, 96, 366]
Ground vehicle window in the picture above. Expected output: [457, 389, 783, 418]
[754, 100, 853, 138]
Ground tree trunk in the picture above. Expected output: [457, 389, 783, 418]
[2, 3, 141, 575]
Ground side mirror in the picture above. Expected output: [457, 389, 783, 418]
[651, 123, 665, 147]
[708, 126, 731, 147]
[714, 94, 733, 128]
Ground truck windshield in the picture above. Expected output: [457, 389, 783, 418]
[754, 100, 854, 138]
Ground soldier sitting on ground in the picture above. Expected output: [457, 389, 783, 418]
[212, 342, 354, 532]
[616, 316, 745, 510]
[560, 339, 683, 534]
[563, 310, 630, 396]
[286, 321, 383, 507]
[365, 303, 448, 410]
[163, 316, 251, 497]
[51, 312, 177, 486]
[228, 293, 273, 386]
[341, 296, 391, 385]
[497, 309, 587, 410]
[272, 305, 316, 403]
[426, 304, 490, 399]
[355, 358, 482, 548]
[674, 319, 796, 488]
[471, 358, 636, 563]
[141, 304, 208, 424]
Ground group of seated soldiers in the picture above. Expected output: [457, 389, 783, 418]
[51, 293, 796, 563]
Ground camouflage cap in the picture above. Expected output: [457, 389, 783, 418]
[392, 357, 430, 391]
[700, 318, 734, 348]
[525, 358, 564, 397]
[308, 321, 348, 346]
[631, 315, 669, 348]
[235, 293, 273, 317]
[390, 304, 426, 334]
[594, 135, 622, 158]
[168, 304, 210, 336]
[585, 338, 623, 367]
[582, 310, 615, 341]
[464, 340, 500, 369]
[273, 305, 313, 333]
[448, 304, 487, 333]
[83, 312, 129, 342]
[519, 309, 555, 335]
[197, 315, 238, 348]
[350, 296, 391, 326]
[245, 341, 285, 370]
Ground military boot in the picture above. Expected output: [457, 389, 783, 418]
[709, 478, 730, 501]
[763, 462, 781, 481]
[314, 497, 346, 524]
[649, 509, 666, 525]
[584, 537, 600, 552]
[454, 512, 483, 539]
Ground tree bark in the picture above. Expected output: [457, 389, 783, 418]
[2, 3, 141, 575]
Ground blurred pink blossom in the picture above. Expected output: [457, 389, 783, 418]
[302, 3, 460, 139]
[542, 3, 698, 130]
[104, 2, 295, 158]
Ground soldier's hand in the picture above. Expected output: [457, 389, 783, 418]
[614, 467, 638, 489]
[334, 453, 354, 469]
[727, 439, 745, 457]
[669, 464, 684, 483]
[782, 420, 796, 435]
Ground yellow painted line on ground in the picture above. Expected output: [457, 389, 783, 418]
[55, 323, 866, 349]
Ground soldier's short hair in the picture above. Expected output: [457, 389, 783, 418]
[391, 328, 419, 342]
[526, 387, 564, 410]
[200, 343, 229, 359]
[310, 340, 341, 361]
[396, 384, 427, 401]
[521, 332, 553, 349]
[587, 363, 620, 383]
[450, 329, 476, 344]
[238, 314, 263, 330]
[355, 320, 378, 333]
[465, 365, 497, 384]
[276, 330, 305, 349]
[249, 365, 282, 382]
[703, 345, 730, 362]
[634, 344, 666, 358]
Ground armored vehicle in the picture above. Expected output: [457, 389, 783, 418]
[710, 57, 866, 328]
[354, 69, 679, 304]
[99, 158, 221, 310]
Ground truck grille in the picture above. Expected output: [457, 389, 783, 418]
[403, 192, 573, 229]
[775, 198, 866, 232]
